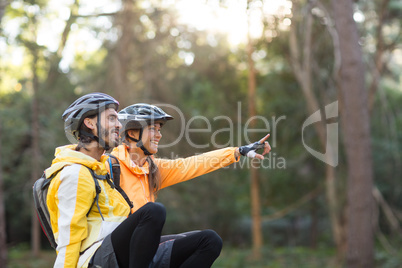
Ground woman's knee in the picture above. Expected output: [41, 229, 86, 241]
[201, 229, 223, 254]
[141, 202, 166, 225]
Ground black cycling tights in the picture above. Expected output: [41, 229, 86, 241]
[110, 202, 222, 268]
[111, 202, 166, 268]
[169, 229, 223, 268]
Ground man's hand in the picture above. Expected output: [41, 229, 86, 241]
[236, 134, 271, 160]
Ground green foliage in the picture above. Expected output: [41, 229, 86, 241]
[215, 246, 338, 268]
[371, 86, 402, 217]
[1, 0, 80, 244]
[6, 247, 402, 268]
[8, 246, 56, 268]
[1, 0, 401, 259]
[0, 92, 32, 243]
[375, 250, 402, 268]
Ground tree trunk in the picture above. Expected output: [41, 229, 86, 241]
[30, 47, 41, 257]
[247, 24, 263, 259]
[108, 0, 136, 107]
[288, 3, 346, 259]
[332, 0, 375, 267]
[0, 121, 8, 268]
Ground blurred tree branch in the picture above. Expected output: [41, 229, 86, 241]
[368, 0, 389, 110]
[0, 0, 10, 27]
[262, 186, 323, 222]
[45, 0, 80, 90]
[372, 186, 402, 235]
[71, 12, 117, 18]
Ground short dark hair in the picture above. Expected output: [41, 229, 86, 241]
[75, 114, 97, 150]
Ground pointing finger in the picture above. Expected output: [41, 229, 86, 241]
[258, 133, 270, 144]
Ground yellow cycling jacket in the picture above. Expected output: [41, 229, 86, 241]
[111, 145, 239, 213]
[46, 145, 130, 268]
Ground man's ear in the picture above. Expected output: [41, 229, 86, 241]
[83, 117, 96, 130]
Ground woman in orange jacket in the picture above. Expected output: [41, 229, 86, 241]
[111, 103, 271, 268]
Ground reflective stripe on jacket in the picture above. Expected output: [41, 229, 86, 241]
[111, 145, 239, 213]
[46, 145, 130, 268]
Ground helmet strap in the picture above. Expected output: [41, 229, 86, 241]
[79, 130, 99, 142]
[136, 140, 153, 156]
[78, 129, 111, 151]
[94, 115, 110, 151]
[126, 128, 142, 143]
[126, 128, 153, 155]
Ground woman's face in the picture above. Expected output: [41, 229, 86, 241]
[130, 122, 163, 155]
[142, 123, 162, 154]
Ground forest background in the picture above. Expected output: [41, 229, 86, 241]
[0, 0, 401, 267]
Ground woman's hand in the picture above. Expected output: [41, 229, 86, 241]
[236, 134, 271, 160]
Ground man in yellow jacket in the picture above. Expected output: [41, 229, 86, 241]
[46, 94, 169, 268]
[112, 103, 271, 267]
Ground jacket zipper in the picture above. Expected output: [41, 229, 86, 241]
[139, 174, 149, 203]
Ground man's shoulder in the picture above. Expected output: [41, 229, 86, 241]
[58, 164, 94, 182]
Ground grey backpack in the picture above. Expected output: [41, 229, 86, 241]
[32, 166, 104, 249]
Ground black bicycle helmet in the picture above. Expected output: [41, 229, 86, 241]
[63, 92, 119, 140]
[118, 103, 173, 155]
[118, 103, 173, 131]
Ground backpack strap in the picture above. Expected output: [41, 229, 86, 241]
[107, 154, 134, 212]
[107, 154, 120, 185]
[54, 166, 107, 220]
[56, 164, 128, 220]
[85, 167, 104, 220]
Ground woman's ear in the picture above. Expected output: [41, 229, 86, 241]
[127, 129, 139, 140]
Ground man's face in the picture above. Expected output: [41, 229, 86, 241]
[98, 108, 122, 149]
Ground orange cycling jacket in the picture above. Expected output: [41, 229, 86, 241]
[111, 145, 239, 213]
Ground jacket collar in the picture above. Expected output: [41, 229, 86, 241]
[45, 144, 109, 178]
[112, 145, 150, 175]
